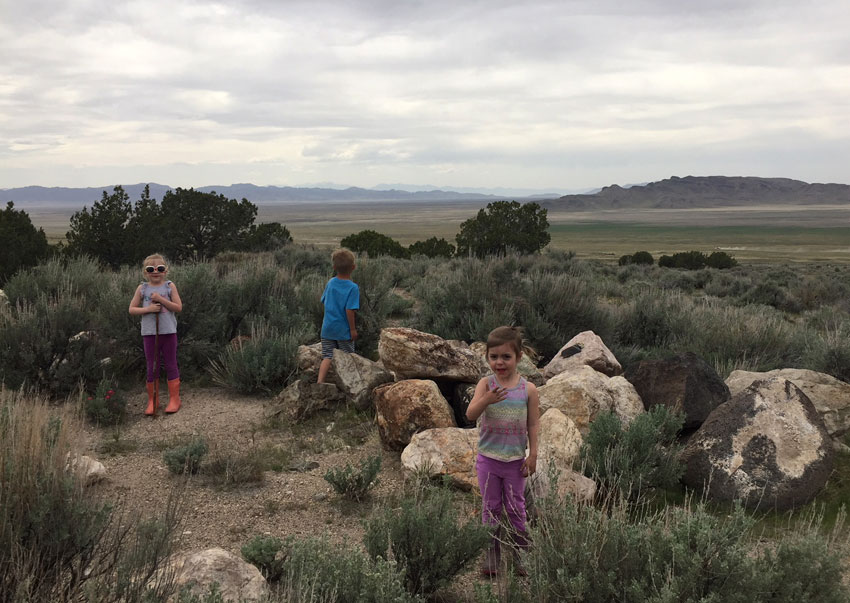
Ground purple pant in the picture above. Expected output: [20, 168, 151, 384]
[143, 333, 180, 382]
[476, 453, 527, 535]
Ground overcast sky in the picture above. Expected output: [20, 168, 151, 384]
[2, 0, 848, 193]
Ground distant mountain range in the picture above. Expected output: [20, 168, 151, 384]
[3, 176, 848, 209]
[540, 176, 850, 211]
[0, 183, 520, 206]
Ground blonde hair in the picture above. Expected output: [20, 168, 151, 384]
[486, 326, 524, 356]
[332, 248, 356, 274]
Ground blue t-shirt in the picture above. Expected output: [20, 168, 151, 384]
[321, 277, 360, 340]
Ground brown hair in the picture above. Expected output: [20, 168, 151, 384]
[332, 248, 356, 274]
[486, 326, 524, 356]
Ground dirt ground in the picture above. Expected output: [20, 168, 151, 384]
[79, 386, 484, 600]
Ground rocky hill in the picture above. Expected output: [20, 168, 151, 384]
[540, 176, 850, 211]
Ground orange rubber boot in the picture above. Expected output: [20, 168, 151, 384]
[165, 378, 181, 413]
[145, 382, 158, 416]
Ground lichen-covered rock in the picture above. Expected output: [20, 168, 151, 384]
[331, 350, 394, 410]
[169, 547, 268, 602]
[625, 352, 729, 430]
[542, 331, 622, 379]
[401, 427, 479, 489]
[374, 379, 456, 450]
[681, 377, 834, 511]
[378, 327, 487, 381]
[726, 368, 850, 438]
[538, 366, 643, 435]
[296, 343, 323, 378]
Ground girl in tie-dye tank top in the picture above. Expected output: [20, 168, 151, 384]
[466, 326, 540, 577]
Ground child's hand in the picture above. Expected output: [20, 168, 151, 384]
[148, 302, 162, 313]
[350, 328, 358, 341]
[483, 385, 507, 406]
[151, 292, 164, 303]
[521, 453, 537, 477]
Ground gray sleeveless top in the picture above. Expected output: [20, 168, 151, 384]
[140, 281, 178, 336]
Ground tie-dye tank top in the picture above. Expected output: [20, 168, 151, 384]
[478, 375, 528, 462]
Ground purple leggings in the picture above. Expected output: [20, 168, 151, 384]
[143, 333, 180, 382]
[476, 453, 527, 534]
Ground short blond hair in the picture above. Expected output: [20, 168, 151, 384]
[332, 248, 356, 274]
[142, 253, 167, 267]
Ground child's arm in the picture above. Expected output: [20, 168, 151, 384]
[152, 284, 183, 313]
[346, 308, 357, 341]
[466, 377, 507, 422]
[129, 285, 159, 315]
[522, 383, 540, 477]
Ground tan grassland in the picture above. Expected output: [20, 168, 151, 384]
[24, 199, 850, 263]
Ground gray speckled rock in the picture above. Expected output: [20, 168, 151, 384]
[401, 427, 479, 490]
[542, 331, 622, 379]
[378, 327, 488, 382]
[169, 547, 268, 602]
[681, 377, 834, 511]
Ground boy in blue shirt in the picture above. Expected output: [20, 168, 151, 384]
[318, 248, 360, 384]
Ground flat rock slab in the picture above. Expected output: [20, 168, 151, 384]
[378, 327, 488, 382]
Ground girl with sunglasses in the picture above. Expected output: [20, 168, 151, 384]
[129, 253, 183, 415]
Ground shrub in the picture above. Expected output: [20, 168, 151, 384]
[363, 487, 490, 596]
[350, 258, 405, 358]
[203, 447, 265, 488]
[521, 496, 849, 603]
[84, 378, 127, 426]
[579, 406, 684, 502]
[241, 534, 285, 582]
[324, 455, 382, 501]
[614, 292, 674, 349]
[279, 537, 416, 603]
[706, 250, 737, 269]
[208, 322, 310, 395]
[341, 230, 409, 259]
[0, 389, 181, 602]
[618, 251, 653, 266]
[408, 236, 455, 258]
[163, 437, 208, 475]
[658, 250, 709, 270]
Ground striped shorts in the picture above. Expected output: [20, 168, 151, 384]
[321, 338, 355, 359]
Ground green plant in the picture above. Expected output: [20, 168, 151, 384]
[203, 448, 265, 488]
[1, 389, 181, 602]
[363, 487, 490, 596]
[163, 437, 208, 475]
[455, 200, 550, 257]
[580, 406, 684, 502]
[208, 321, 309, 394]
[278, 537, 416, 603]
[341, 229, 410, 259]
[241, 534, 285, 582]
[84, 379, 127, 426]
[0, 201, 51, 285]
[324, 455, 382, 502]
[408, 237, 455, 258]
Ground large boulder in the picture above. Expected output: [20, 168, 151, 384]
[538, 366, 643, 435]
[331, 350, 394, 411]
[378, 327, 488, 382]
[726, 368, 850, 438]
[401, 427, 479, 489]
[469, 342, 545, 386]
[374, 379, 457, 450]
[265, 380, 343, 422]
[542, 331, 622, 379]
[625, 352, 729, 430]
[169, 547, 268, 602]
[681, 377, 834, 511]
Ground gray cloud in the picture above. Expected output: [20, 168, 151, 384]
[1, 0, 848, 189]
